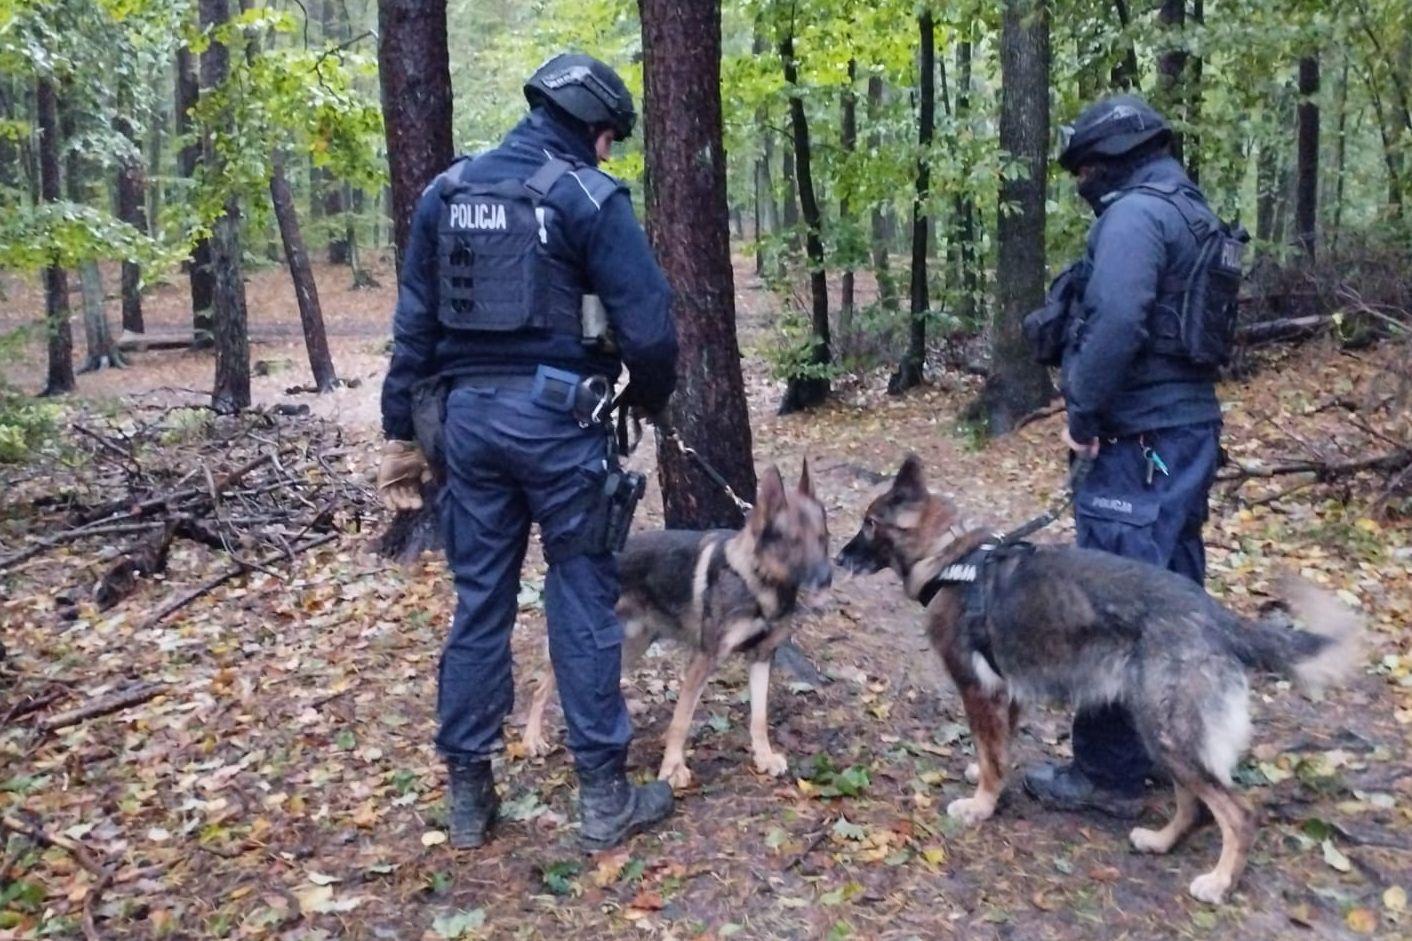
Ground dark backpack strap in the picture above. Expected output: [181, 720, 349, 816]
[524, 157, 575, 201]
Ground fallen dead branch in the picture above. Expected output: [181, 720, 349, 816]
[38, 682, 166, 732]
[1220, 447, 1412, 486]
[138, 532, 338, 630]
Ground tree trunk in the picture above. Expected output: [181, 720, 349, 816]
[867, 76, 898, 312]
[1294, 54, 1320, 260]
[176, 45, 214, 346]
[347, 185, 379, 288]
[36, 77, 74, 397]
[638, 0, 756, 529]
[115, 114, 148, 334]
[890, 10, 933, 395]
[377, 0, 454, 268]
[201, 0, 251, 414]
[777, 30, 831, 415]
[1109, 0, 1139, 90]
[1156, 0, 1186, 165]
[147, 98, 163, 240]
[271, 149, 339, 392]
[1256, 139, 1278, 245]
[1330, 55, 1350, 248]
[980, 0, 1054, 434]
[1186, 0, 1204, 183]
[780, 136, 801, 274]
[0, 82, 18, 190]
[839, 59, 858, 346]
[319, 0, 350, 265]
[953, 31, 979, 326]
[78, 261, 124, 371]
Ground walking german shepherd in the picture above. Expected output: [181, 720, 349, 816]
[836, 454, 1363, 904]
[523, 462, 832, 789]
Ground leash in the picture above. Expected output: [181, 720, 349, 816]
[992, 454, 1094, 546]
[611, 391, 754, 515]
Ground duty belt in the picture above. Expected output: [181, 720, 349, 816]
[454, 365, 613, 427]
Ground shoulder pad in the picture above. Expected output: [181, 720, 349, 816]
[421, 155, 474, 198]
[564, 166, 628, 212]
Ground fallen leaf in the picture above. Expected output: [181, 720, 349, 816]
[1089, 865, 1121, 883]
[422, 830, 448, 848]
[432, 908, 486, 939]
[1385, 886, 1408, 913]
[628, 890, 664, 911]
[1322, 839, 1353, 873]
[306, 871, 340, 886]
[592, 851, 631, 887]
[1346, 908, 1377, 934]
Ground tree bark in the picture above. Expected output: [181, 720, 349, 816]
[1186, 0, 1204, 183]
[176, 45, 214, 346]
[36, 77, 74, 397]
[271, 149, 339, 392]
[980, 0, 1054, 433]
[890, 11, 933, 395]
[78, 261, 124, 371]
[839, 59, 858, 345]
[866, 76, 898, 312]
[377, 0, 454, 268]
[780, 135, 801, 274]
[1156, 0, 1186, 165]
[1295, 54, 1320, 260]
[777, 30, 831, 414]
[115, 114, 148, 334]
[953, 30, 979, 326]
[638, 0, 756, 529]
[201, 0, 251, 414]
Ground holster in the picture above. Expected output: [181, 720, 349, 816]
[565, 466, 646, 559]
[410, 376, 450, 475]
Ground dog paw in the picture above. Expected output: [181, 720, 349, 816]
[964, 762, 980, 784]
[946, 796, 996, 826]
[753, 749, 789, 778]
[1129, 827, 1172, 855]
[1187, 872, 1231, 905]
[659, 760, 694, 790]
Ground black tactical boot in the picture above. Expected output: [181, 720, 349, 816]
[577, 752, 674, 852]
[1022, 762, 1145, 820]
[446, 759, 498, 849]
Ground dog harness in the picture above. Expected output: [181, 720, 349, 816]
[917, 541, 1038, 678]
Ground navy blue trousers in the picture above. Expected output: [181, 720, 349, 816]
[437, 381, 630, 774]
[1071, 421, 1221, 793]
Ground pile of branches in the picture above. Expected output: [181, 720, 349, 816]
[0, 403, 379, 627]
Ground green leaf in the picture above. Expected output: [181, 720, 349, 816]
[832, 817, 866, 841]
[540, 860, 582, 897]
[334, 729, 356, 750]
[707, 713, 731, 734]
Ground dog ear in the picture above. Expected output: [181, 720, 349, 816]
[797, 456, 815, 499]
[893, 453, 927, 501]
[750, 464, 787, 534]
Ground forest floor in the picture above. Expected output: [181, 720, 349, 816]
[1, 256, 1410, 941]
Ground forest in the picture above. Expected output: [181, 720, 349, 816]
[1, 0, 1410, 938]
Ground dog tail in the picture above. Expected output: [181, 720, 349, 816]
[1229, 576, 1364, 696]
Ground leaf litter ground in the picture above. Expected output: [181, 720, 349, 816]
[1, 259, 1409, 940]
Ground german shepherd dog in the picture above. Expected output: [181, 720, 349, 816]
[836, 455, 1363, 903]
[523, 462, 832, 789]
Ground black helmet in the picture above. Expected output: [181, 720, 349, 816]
[524, 53, 636, 141]
[1058, 95, 1172, 173]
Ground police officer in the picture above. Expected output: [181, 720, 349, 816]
[377, 53, 679, 850]
[1024, 96, 1225, 817]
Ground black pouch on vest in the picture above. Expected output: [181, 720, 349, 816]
[410, 376, 449, 474]
[1024, 261, 1087, 367]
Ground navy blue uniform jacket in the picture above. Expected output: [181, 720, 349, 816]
[381, 109, 678, 441]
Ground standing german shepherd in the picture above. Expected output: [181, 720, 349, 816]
[836, 454, 1363, 903]
[523, 462, 832, 789]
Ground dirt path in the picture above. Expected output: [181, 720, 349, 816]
[1, 260, 1408, 940]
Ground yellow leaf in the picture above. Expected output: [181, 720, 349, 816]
[796, 778, 814, 796]
[592, 851, 631, 887]
[1385, 886, 1408, 913]
[1356, 518, 1380, 533]
[1346, 908, 1377, 934]
[922, 846, 946, 867]
[421, 830, 448, 847]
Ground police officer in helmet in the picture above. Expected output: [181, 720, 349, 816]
[377, 52, 679, 850]
[1025, 95, 1226, 817]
